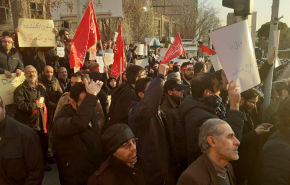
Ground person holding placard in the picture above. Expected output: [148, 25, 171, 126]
[56, 29, 70, 47]
[0, 36, 24, 79]
[58, 39, 74, 78]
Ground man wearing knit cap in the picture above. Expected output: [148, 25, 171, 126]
[88, 124, 148, 185]
[180, 61, 194, 96]
[0, 36, 24, 79]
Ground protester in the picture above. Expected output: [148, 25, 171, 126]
[0, 96, 44, 185]
[194, 62, 206, 75]
[56, 29, 69, 47]
[180, 62, 194, 96]
[106, 76, 117, 95]
[166, 72, 181, 82]
[236, 88, 272, 184]
[58, 39, 74, 77]
[104, 40, 113, 53]
[128, 64, 169, 185]
[0, 36, 24, 79]
[126, 44, 138, 64]
[53, 80, 104, 185]
[109, 65, 146, 126]
[250, 97, 290, 185]
[88, 124, 148, 185]
[177, 118, 240, 185]
[14, 65, 51, 171]
[161, 78, 189, 183]
[57, 67, 71, 92]
[172, 62, 180, 72]
[178, 73, 244, 165]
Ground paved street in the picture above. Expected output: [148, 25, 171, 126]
[42, 164, 61, 185]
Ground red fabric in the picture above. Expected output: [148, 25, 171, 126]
[201, 44, 216, 55]
[33, 98, 48, 133]
[70, 0, 101, 69]
[110, 24, 124, 79]
[161, 33, 185, 64]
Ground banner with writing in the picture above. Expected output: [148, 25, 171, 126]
[209, 20, 260, 92]
[18, 18, 56, 47]
[0, 73, 26, 105]
[104, 53, 114, 65]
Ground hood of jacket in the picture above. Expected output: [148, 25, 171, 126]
[178, 95, 216, 119]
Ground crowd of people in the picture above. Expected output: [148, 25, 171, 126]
[1, 28, 290, 185]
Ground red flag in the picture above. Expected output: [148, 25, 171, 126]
[201, 44, 216, 55]
[70, 0, 101, 69]
[110, 24, 124, 79]
[161, 33, 185, 64]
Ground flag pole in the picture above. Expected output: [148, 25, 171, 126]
[100, 40, 109, 79]
[120, 57, 122, 83]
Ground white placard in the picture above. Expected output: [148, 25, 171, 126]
[209, 20, 260, 92]
[210, 54, 223, 71]
[114, 32, 118, 42]
[96, 56, 104, 73]
[104, 53, 114, 65]
[159, 48, 168, 60]
[275, 57, 282, 68]
[57, 47, 65, 57]
[144, 45, 148, 56]
[136, 44, 144, 55]
[274, 30, 280, 67]
[135, 59, 148, 68]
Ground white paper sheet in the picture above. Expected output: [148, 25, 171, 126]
[96, 56, 104, 73]
[57, 47, 65, 57]
[209, 20, 260, 92]
[136, 44, 144, 55]
[210, 54, 223, 71]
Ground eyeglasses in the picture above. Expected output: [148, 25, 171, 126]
[120, 138, 138, 150]
[26, 71, 37, 74]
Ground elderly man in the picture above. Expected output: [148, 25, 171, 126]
[177, 118, 240, 185]
[57, 67, 70, 92]
[0, 36, 24, 79]
[88, 124, 148, 185]
[14, 65, 51, 171]
[0, 96, 44, 185]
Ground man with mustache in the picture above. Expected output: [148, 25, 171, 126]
[14, 65, 51, 171]
[178, 118, 240, 185]
[88, 124, 148, 185]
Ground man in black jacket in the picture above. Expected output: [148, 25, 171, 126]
[0, 96, 44, 185]
[180, 62, 194, 97]
[178, 73, 245, 165]
[53, 80, 104, 185]
[128, 64, 169, 185]
[0, 36, 24, 78]
[109, 65, 146, 126]
[250, 97, 290, 185]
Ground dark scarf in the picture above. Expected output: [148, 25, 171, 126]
[196, 95, 227, 120]
[41, 74, 57, 87]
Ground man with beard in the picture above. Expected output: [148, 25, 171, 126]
[126, 44, 138, 64]
[56, 29, 70, 47]
[235, 88, 272, 185]
[180, 62, 194, 96]
[88, 124, 148, 185]
[0, 96, 44, 185]
[14, 65, 52, 171]
[178, 119, 240, 185]
[0, 36, 24, 79]
[57, 67, 70, 92]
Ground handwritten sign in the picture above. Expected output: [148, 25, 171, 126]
[96, 56, 105, 73]
[136, 44, 144, 55]
[104, 53, 114, 65]
[210, 54, 223, 71]
[0, 73, 26, 105]
[57, 47, 65, 57]
[18, 18, 56, 47]
[209, 20, 260, 92]
[89, 45, 97, 60]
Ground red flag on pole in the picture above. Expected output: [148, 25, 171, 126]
[110, 24, 124, 79]
[200, 44, 216, 55]
[70, 0, 101, 69]
[161, 33, 185, 64]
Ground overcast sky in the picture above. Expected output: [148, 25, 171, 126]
[207, 0, 290, 30]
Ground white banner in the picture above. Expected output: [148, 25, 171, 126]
[136, 44, 144, 55]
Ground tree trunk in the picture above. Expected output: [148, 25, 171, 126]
[11, 0, 28, 29]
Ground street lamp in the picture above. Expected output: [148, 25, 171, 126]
[222, 0, 253, 16]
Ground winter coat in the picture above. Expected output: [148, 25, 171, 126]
[177, 154, 236, 185]
[14, 81, 49, 131]
[52, 94, 103, 185]
[178, 95, 245, 165]
[109, 82, 138, 126]
[58, 50, 74, 78]
[250, 126, 290, 185]
[88, 154, 148, 185]
[0, 116, 44, 185]
[0, 47, 24, 74]
[128, 74, 169, 185]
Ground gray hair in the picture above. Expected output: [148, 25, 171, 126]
[58, 67, 67, 73]
[198, 118, 227, 154]
[24, 65, 37, 72]
[167, 72, 180, 81]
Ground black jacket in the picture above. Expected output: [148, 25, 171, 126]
[52, 94, 103, 185]
[109, 82, 138, 126]
[14, 81, 49, 131]
[59, 50, 74, 78]
[0, 116, 44, 185]
[250, 126, 290, 185]
[128, 74, 169, 185]
[178, 95, 245, 165]
[0, 47, 24, 74]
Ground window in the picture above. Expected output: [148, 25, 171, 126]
[154, 19, 161, 40]
[164, 21, 169, 37]
[30, 2, 43, 19]
[0, 0, 9, 25]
